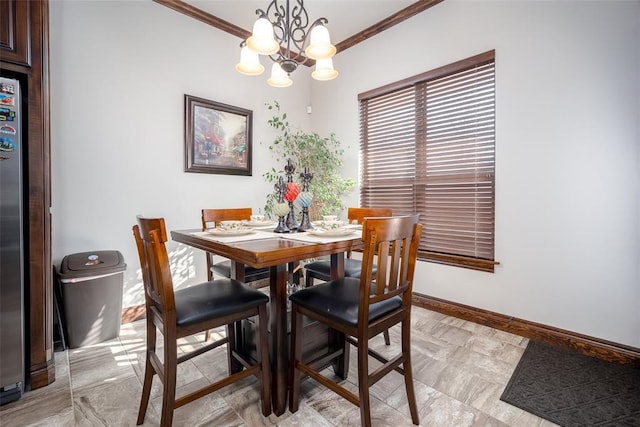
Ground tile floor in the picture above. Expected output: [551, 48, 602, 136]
[0, 306, 557, 426]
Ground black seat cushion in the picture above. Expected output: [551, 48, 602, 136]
[304, 258, 375, 279]
[211, 260, 270, 282]
[289, 277, 402, 328]
[174, 279, 269, 328]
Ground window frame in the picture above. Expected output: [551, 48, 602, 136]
[358, 50, 497, 273]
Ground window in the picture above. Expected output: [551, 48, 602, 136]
[359, 51, 496, 272]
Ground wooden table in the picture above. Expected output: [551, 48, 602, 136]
[170, 229, 361, 416]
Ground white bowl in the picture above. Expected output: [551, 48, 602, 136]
[322, 220, 345, 229]
[219, 220, 242, 230]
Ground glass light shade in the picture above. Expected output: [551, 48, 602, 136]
[312, 58, 338, 81]
[267, 63, 293, 88]
[304, 25, 336, 60]
[235, 45, 264, 76]
[246, 17, 279, 55]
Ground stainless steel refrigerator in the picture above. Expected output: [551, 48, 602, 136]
[0, 75, 24, 405]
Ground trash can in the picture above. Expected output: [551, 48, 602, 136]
[58, 250, 126, 348]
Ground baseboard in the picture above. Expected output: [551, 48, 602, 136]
[412, 293, 640, 366]
[28, 357, 56, 390]
[122, 304, 145, 324]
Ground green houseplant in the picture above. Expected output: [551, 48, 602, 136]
[263, 102, 355, 220]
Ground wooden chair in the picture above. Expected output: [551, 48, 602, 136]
[304, 207, 393, 288]
[133, 216, 271, 426]
[304, 207, 393, 345]
[289, 215, 421, 427]
[201, 208, 270, 286]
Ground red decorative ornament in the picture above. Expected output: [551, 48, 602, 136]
[284, 182, 300, 202]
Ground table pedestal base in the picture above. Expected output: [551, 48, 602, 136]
[239, 315, 348, 415]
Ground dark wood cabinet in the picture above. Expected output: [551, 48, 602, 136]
[1, 0, 54, 389]
[0, 0, 31, 67]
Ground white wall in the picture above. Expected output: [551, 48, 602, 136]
[312, 0, 640, 347]
[50, 0, 640, 347]
[49, 0, 313, 307]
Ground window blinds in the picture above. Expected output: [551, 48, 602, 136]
[359, 51, 496, 272]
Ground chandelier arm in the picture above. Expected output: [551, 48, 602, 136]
[293, 18, 329, 65]
[273, 16, 328, 70]
[285, 1, 308, 57]
[243, 0, 333, 77]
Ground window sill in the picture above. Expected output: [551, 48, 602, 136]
[418, 251, 498, 273]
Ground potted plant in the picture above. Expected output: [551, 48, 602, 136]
[262, 102, 355, 220]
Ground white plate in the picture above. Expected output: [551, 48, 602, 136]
[205, 228, 256, 236]
[307, 228, 358, 237]
[313, 220, 346, 228]
[245, 220, 278, 228]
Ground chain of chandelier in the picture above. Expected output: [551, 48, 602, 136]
[236, 0, 338, 88]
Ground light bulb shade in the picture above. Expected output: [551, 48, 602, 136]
[267, 63, 293, 87]
[312, 58, 338, 81]
[236, 45, 264, 76]
[305, 24, 336, 60]
[247, 17, 279, 55]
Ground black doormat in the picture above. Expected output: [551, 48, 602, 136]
[500, 340, 640, 426]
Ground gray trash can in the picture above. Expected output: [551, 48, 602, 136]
[58, 250, 126, 348]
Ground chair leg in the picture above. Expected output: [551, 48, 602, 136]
[226, 322, 243, 374]
[160, 339, 177, 427]
[203, 257, 214, 342]
[305, 272, 314, 288]
[137, 320, 156, 425]
[383, 329, 391, 345]
[402, 318, 419, 425]
[288, 304, 304, 413]
[136, 352, 154, 425]
[357, 338, 372, 427]
[256, 305, 272, 417]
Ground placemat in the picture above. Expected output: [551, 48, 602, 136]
[279, 231, 361, 244]
[191, 230, 276, 243]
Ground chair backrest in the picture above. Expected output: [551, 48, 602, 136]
[358, 215, 422, 326]
[346, 208, 393, 257]
[133, 216, 176, 318]
[201, 208, 254, 282]
[347, 207, 393, 225]
[201, 208, 252, 230]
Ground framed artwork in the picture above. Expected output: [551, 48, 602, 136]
[184, 95, 252, 176]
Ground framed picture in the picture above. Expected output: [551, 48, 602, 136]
[184, 95, 252, 176]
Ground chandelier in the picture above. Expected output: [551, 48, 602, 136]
[235, 0, 338, 88]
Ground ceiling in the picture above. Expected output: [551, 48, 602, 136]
[155, 0, 444, 55]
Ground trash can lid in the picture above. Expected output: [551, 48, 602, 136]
[59, 250, 126, 279]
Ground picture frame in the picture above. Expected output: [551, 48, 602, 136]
[184, 95, 252, 176]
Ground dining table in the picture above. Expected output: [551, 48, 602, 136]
[170, 224, 363, 416]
